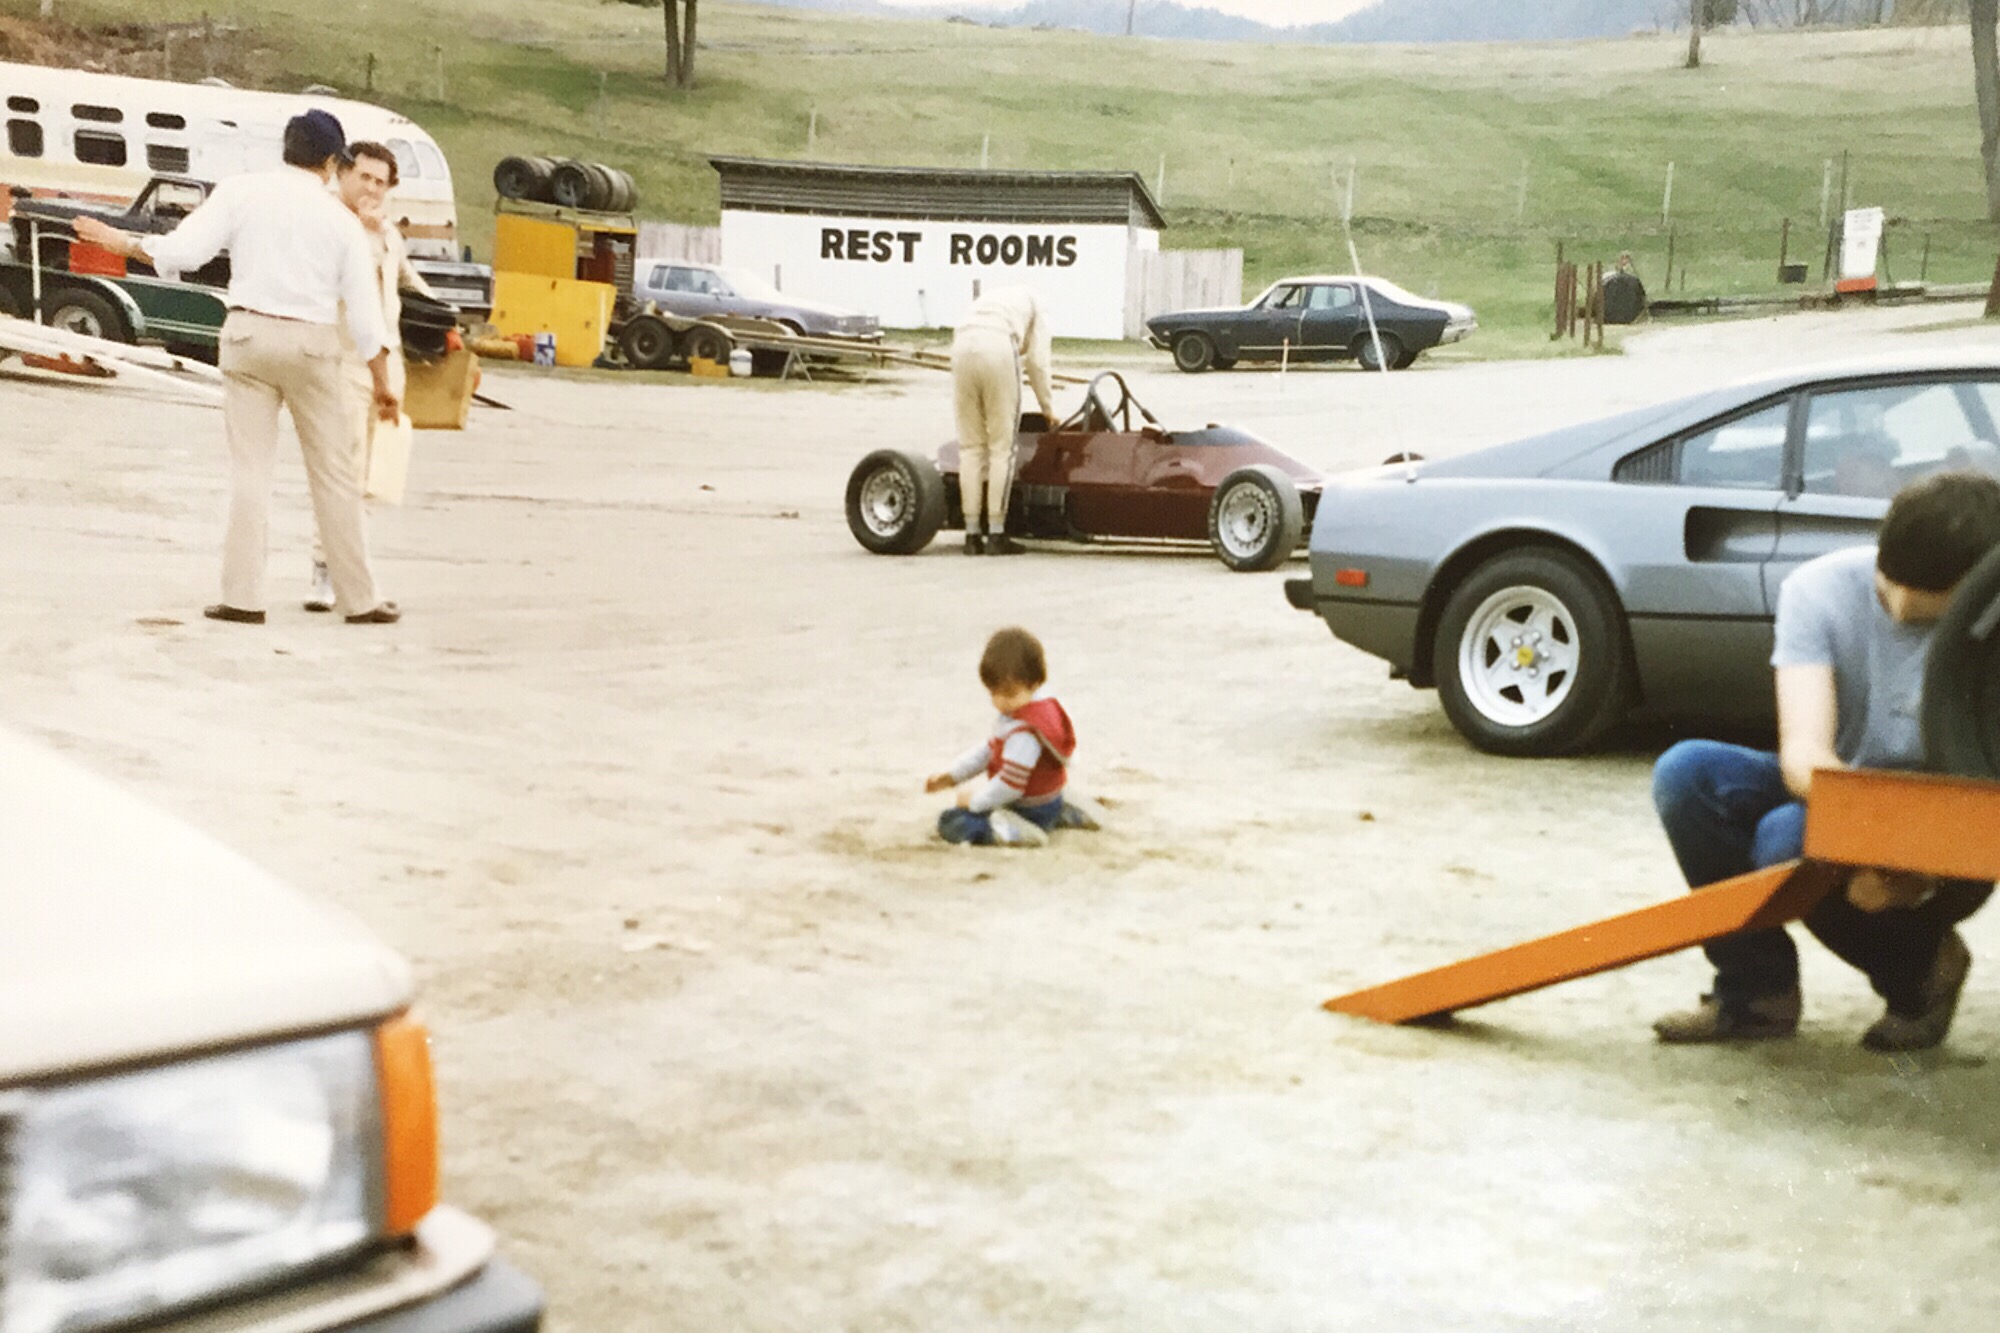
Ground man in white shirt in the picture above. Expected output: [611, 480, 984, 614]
[951, 286, 1059, 556]
[77, 109, 402, 625]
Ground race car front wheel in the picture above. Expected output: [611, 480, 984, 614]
[1923, 544, 2000, 780]
[845, 449, 946, 555]
[1207, 466, 1304, 572]
[1433, 547, 1633, 756]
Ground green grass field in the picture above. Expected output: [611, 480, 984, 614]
[10, 0, 1998, 354]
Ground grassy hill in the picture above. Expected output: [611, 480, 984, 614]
[7, 0, 1997, 354]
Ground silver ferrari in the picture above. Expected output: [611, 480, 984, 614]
[1285, 351, 2000, 755]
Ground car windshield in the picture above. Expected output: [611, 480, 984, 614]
[719, 267, 782, 302]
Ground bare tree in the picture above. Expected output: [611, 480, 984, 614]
[1687, 0, 1704, 66]
[1976, 0, 2000, 219]
[1126, 0, 1138, 36]
[662, 0, 699, 89]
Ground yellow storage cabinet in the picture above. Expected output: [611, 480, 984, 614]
[489, 273, 615, 369]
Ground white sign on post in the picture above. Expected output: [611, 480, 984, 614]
[1840, 206, 1884, 284]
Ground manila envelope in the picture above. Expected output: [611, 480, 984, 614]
[365, 414, 415, 505]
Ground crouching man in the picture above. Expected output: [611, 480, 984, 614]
[1652, 470, 2000, 1050]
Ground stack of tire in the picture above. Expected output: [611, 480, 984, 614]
[492, 155, 637, 213]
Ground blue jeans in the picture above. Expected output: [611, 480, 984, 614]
[938, 796, 1065, 846]
[1653, 740, 1991, 1015]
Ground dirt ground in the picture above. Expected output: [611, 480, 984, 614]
[6, 306, 2000, 1331]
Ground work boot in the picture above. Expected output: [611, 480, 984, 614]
[1653, 988, 1801, 1044]
[987, 808, 1049, 849]
[1054, 794, 1106, 832]
[303, 561, 335, 612]
[1862, 931, 1971, 1053]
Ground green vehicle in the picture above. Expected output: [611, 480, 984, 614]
[2, 175, 228, 359]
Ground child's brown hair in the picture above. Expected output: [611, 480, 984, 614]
[979, 627, 1047, 690]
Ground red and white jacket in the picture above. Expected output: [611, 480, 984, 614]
[946, 692, 1076, 813]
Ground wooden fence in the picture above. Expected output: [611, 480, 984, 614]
[1124, 248, 1243, 340]
[634, 221, 722, 265]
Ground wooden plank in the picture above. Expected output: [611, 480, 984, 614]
[1323, 861, 1841, 1025]
[1804, 768, 2000, 882]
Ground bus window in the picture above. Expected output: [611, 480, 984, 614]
[385, 138, 418, 181]
[72, 103, 123, 123]
[147, 143, 191, 173]
[415, 140, 447, 181]
[74, 130, 127, 166]
[146, 112, 187, 130]
[6, 96, 38, 113]
[7, 119, 41, 157]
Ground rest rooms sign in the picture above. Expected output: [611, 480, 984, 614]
[719, 211, 1148, 340]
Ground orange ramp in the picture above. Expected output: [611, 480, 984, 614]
[1325, 769, 2000, 1025]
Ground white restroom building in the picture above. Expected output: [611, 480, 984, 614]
[710, 156, 1166, 341]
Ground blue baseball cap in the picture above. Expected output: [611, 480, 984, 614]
[286, 108, 349, 165]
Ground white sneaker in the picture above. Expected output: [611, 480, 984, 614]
[303, 561, 335, 613]
[1055, 794, 1105, 832]
[988, 808, 1050, 848]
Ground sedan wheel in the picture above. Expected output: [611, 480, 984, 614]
[1354, 332, 1404, 373]
[1206, 465, 1304, 572]
[845, 449, 947, 555]
[1172, 331, 1217, 374]
[1433, 548, 1632, 755]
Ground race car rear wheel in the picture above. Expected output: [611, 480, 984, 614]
[1354, 332, 1404, 373]
[1172, 331, 1217, 374]
[1207, 465, 1304, 572]
[846, 449, 947, 555]
[1922, 544, 2000, 780]
[1433, 547, 1632, 756]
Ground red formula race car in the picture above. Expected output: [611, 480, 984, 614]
[844, 373, 1323, 571]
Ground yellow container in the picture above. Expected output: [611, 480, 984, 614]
[489, 272, 614, 368]
[493, 212, 581, 281]
[688, 356, 730, 379]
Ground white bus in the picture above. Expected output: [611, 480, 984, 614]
[0, 61, 463, 261]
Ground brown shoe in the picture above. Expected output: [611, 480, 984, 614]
[203, 604, 265, 625]
[345, 602, 401, 624]
[1862, 932, 1970, 1052]
[1653, 989, 1801, 1043]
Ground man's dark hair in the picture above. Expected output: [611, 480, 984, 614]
[345, 140, 399, 188]
[979, 627, 1047, 691]
[1877, 469, 2000, 593]
[281, 109, 346, 168]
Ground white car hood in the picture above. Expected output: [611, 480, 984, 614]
[0, 730, 413, 1085]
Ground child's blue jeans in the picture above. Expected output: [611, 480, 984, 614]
[938, 797, 1065, 845]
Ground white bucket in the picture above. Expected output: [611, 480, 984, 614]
[728, 348, 753, 377]
[532, 332, 556, 367]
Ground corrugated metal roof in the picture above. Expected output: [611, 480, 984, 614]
[709, 156, 1166, 231]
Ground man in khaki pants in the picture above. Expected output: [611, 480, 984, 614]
[951, 286, 1058, 556]
[78, 110, 402, 624]
[303, 138, 436, 612]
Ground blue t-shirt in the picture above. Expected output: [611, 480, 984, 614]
[1770, 545, 1933, 770]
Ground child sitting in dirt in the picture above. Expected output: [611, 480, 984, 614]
[926, 626, 1102, 848]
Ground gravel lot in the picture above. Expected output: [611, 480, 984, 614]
[5, 303, 1999, 1331]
